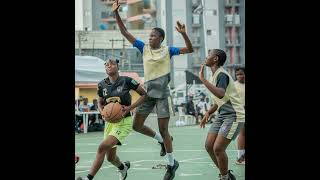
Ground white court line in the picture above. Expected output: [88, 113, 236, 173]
[179, 173, 203, 176]
[77, 149, 237, 154]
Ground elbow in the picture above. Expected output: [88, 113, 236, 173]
[217, 93, 225, 99]
[189, 47, 194, 53]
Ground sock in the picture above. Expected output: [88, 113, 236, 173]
[154, 132, 163, 143]
[118, 163, 124, 170]
[87, 174, 94, 180]
[237, 149, 245, 158]
[166, 153, 174, 166]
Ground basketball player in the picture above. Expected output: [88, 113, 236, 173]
[77, 58, 147, 180]
[112, 1, 193, 179]
[234, 67, 245, 165]
[198, 49, 245, 180]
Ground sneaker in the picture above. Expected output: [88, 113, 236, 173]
[219, 170, 236, 180]
[235, 154, 245, 165]
[118, 161, 130, 180]
[163, 159, 179, 180]
[159, 136, 173, 156]
[228, 170, 236, 180]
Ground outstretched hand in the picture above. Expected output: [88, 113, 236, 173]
[112, 0, 120, 12]
[175, 21, 186, 34]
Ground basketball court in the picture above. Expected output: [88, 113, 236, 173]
[75, 125, 245, 180]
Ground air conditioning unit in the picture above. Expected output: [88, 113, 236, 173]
[226, 14, 233, 23]
[234, 15, 240, 25]
[193, 14, 200, 24]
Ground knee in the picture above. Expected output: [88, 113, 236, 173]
[205, 143, 213, 153]
[213, 145, 224, 156]
[159, 127, 169, 137]
[97, 144, 111, 155]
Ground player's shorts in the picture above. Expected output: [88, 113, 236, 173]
[104, 116, 132, 147]
[135, 96, 171, 119]
[209, 115, 244, 140]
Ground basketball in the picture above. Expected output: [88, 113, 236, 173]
[102, 102, 123, 123]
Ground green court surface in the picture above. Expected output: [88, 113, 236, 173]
[75, 125, 245, 180]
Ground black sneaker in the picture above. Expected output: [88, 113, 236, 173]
[159, 136, 173, 156]
[228, 170, 236, 180]
[163, 159, 179, 180]
[219, 170, 236, 180]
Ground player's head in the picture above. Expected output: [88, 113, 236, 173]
[205, 49, 227, 67]
[92, 98, 98, 105]
[83, 98, 88, 104]
[235, 66, 245, 83]
[149, 27, 165, 48]
[105, 58, 119, 76]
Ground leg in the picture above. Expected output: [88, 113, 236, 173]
[158, 117, 172, 153]
[237, 125, 245, 161]
[106, 140, 131, 180]
[88, 135, 119, 177]
[132, 97, 157, 138]
[157, 98, 179, 180]
[214, 120, 243, 179]
[213, 135, 232, 176]
[205, 133, 219, 168]
[105, 138, 121, 167]
[132, 113, 156, 138]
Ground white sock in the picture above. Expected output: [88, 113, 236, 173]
[237, 149, 245, 158]
[166, 153, 174, 166]
[154, 132, 163, 143]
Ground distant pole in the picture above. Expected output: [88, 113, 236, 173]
[92, 40, 95, 56]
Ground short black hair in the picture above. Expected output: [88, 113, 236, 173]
[152, 27, 165, 42]
[213, 49, 227, 66]
[235, 66, 245, 74]
[104, 58, 119, 69]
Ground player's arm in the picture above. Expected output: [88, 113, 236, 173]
[200, 104, 218, 128]
[112, 0, 136, 44]
[198, 64, 226, 98]
[97, 97, 105, 114]
[130, 85, 147, 110]
[121, 78, 147, 116]
[97, 84, 105, 116]
[175, 21, 193, 54]
[207, 103, 218, 116]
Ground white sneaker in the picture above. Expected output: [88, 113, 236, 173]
[118, 161, 130, 180]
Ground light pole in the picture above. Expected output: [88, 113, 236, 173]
[77, 30, 88, 56]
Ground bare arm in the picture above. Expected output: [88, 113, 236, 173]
[175, 21, 193, 54]
[198, 64, 225, 98]
[97, 97, 105, 115]
[121, 84, 147, 116]
[129, 85, 147, 110]
[200, 104, 218, 128]
[207, 103, 218, 115]
[113, 0, 136, 44]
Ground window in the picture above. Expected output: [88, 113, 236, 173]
[207, 30, 212, 35]
[213, 9, 217, 15]
[101, 12, 107, 18]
